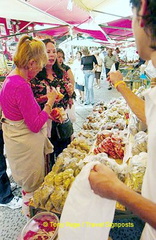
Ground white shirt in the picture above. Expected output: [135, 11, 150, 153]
[71, 59, 85, 86]
[141, 87, 156, 239]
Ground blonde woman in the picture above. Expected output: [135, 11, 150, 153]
[0, 35, 59, 217]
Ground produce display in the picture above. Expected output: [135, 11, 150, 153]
[33, 169, 75, 212]
[94, 131, 126, 159]
[77, 129, 98, 142]
[31, 92, 148, 215]
[33, 137, 91, 212]
[123, 69, 140, 82]
[131, 131, 148, 156]
[125, 152, 147, 193]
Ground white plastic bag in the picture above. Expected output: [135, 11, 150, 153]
[65, 104, 76, 123]
[110, 63, 116, 73]
[58, 161, 116, 240]
[76, 69, 85, 86]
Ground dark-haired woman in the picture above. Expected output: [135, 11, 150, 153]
[57, 48, 75, 85]
[31, 39, 76, 169]
[89, 1, 156, 239]
[57, 48, 76, 123]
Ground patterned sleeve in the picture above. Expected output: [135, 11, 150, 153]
[30, 77, 48, 110]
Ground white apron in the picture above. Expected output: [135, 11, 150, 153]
[2, 116, 53, 192]
[141, 87, 156, 239]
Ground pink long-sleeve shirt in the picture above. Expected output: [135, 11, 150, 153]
[0, 75, 49, 133]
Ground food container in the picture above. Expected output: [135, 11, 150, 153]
[21, 211, 59, 240]
[151, 77, 156, 88]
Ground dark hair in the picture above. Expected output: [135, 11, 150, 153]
[42, 38, 55, 45]
[130, 0, 156, 48]
[77, 51, 82, 57]
[57, 48, 65, 60]
[37, 38, 64, 79]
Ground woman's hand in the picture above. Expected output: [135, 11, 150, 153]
[107, 71, 123, 87]
[55, 87, 64, 102]
[49, 107, 67, 123]
[65, 83, 74, 96]
[89, 164, 123, 200]
[46, 86, 58, 104]
[44, 87, 59, 114]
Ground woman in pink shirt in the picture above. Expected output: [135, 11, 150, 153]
[0, 35, 59, 217]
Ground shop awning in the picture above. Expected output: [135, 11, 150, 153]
[0, 0, 67, 25]
[73, 0, 132, 23]
[29, 0, 133, 41]
[0, 0, 133, 42]
[101, 18, 133, 41]
[28, 0, 90, 25]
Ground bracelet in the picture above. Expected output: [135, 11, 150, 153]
[114, 81, 126, 89]
[45, 103, 52, 112]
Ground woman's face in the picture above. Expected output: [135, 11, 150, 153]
[45, 42, 57, 67]
[28, 59, 46, 80]
[76, 52, 81, 60]
[57, 52, 64, 66]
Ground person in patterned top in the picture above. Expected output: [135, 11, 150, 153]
[31, 39, 76, 169]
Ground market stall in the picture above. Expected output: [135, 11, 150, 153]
[26, 85, 148, 239]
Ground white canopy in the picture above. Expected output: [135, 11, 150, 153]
[0, 0, 67, 25]
[74, 0, 132, 23]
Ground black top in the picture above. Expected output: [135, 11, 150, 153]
[61, 63, 70, 72]
[81, 55, 98, 70]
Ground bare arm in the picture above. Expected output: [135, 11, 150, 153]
[89, 164, 156, 229]
[117, 182, 156, 229]
[67, 68, 75, 86]
[109, 71, 146, 124]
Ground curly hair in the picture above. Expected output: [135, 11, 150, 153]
[130, 0, 156, 48]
